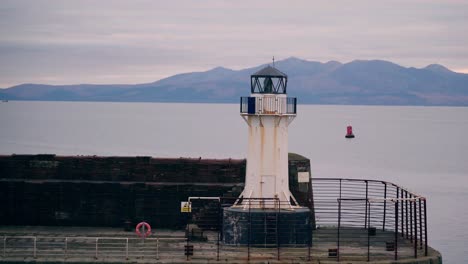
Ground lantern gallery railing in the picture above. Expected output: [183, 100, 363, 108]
[240, 96, 297, 115]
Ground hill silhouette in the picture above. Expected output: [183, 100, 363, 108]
[2, 57, 467, 106]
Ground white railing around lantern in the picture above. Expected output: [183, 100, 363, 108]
[240, 97, 296, 115]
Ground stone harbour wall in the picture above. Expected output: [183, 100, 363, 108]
[0, 153, 312, 229]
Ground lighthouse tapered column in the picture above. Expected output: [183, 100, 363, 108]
[223, 64, 310, 245]
[238, 66, 298, 208]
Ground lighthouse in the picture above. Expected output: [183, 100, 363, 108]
[238, 65, 298, 208]
[223, 64, 310, 245]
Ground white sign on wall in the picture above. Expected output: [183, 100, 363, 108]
[298, 172, 310, 183]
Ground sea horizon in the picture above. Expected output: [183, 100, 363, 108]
[1, 100, 467, 263]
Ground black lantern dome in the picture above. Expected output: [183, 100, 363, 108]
[250, 65, 288, 94]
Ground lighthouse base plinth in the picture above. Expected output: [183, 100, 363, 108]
[223, 207, 311, 246]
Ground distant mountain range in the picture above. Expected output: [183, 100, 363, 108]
[1, 57, 468, 106]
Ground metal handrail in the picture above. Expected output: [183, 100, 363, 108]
[312, 177, 428, 260]
[1, 178, 430, 262]
[312, 177, 425, 199]
[2, 235, 186, 260]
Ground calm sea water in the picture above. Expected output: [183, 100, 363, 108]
[1, 101, 467, 263]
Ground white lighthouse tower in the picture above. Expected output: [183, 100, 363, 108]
[223, 63, 310, 245]
[237, 65, 299, 209]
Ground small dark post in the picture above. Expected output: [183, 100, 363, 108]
[367, 200, 370, 262]
[395, 200, 399, 261]
[338, 179, 342, 262]
[186, 235, 190, 260]
[396, 187, 400, 237]
[405, 191, 409, 239]
[337, 199, 342, 262]
[424, 199, 428, 256]
[240, 97, 242, 113]
[383, 182, 387, 231]
[308, 214, 312, 261]
[339, 179, 342, 200]
[293, 98, 297, 113]
[307, 171, 315, 232]
[186, 210, 191, 261]
[419, 199, 423, 249]
[414, 200, 418, 258]
[365, 181, 368, 229]
[401, 189, 404, 238]
[410, 194, 413, 242]
[217, 201, 221, 261]
[248, 199, 251, 261]
[277, 198, 280, 261]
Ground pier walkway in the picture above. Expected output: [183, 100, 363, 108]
[0, 226, 441, 263]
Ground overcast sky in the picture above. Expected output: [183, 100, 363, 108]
[1, 0, 467, 88]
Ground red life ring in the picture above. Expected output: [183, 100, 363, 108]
[135, 222, 151, 238]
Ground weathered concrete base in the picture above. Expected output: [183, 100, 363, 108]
[222, 207, 311, 246]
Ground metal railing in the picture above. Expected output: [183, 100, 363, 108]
[240, 96, 297, 115]
[2, 236, 186, 260]
[1, 179, 430, 263]
[313, 178, 428, 262]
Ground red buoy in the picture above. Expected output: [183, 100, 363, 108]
[345, 125, 355, 138]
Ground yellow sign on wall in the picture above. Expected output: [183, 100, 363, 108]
[181, 201, 192, 213]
